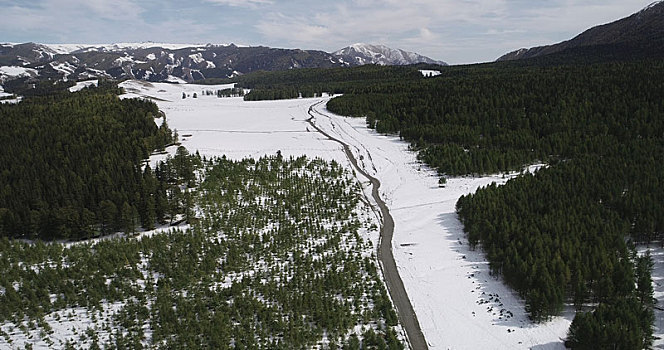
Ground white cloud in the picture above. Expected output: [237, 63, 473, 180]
[205, 0, 273, 7]
[82, 0, 144, 21]
[0, 0, 143, 34]
[0, 5, 50, 32]
[418, 28, 437, 42]
[0, 0, 213, 46]
[256, 13, 330, 44]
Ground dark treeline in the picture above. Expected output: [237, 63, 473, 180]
[3, 78, 76, 98]
[197, 88, 246, 98]
[244, 88, 327, 101]
[240, 59, 663, 347]
[214, 87, 245, 98]
[244, 87, 299, 101]
[0, 84, 197, 241]
[203, 64, 423, 89]
[232, 64, 424, 101]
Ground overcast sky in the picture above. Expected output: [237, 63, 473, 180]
[0, 0, 656, 64]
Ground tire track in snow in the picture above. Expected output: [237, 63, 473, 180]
[176, 129, 307, 134]
[307, 101, 429, 350]
[309, 106, 379, 174]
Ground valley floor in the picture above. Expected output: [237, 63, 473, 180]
[119, 80, 582, 349]
[309, 103, 571, 350]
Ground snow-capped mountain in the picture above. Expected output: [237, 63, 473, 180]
[497, 0, 664, 62]
[333, 43, 447, 66]
[0, 42, 347, 84]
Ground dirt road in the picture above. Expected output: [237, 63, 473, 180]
[307, 102, 429, 350]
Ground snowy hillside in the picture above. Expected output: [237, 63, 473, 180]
[334, 43, 447, 66]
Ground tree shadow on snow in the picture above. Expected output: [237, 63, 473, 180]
[530, 341, 567, 350]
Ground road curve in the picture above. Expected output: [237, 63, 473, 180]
[307, 101, 429, 350]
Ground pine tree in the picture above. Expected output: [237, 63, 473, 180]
[120, 201, 136, 235]
[99, 200, 118, 235]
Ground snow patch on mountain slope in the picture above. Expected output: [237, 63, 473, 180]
[78, 68, 112, 80]
[165, 75, 187, 84]
[189, 53, 205, 64]
[0, 66, 38, 77]
[113, 56, 137, 66]
[41, 43, 214, 55]
[69, 80, 98, 92]
[50, 62, 77, 79]
[0, 66, 38, 82]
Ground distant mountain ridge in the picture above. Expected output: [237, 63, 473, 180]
[0, 42, 347, 85]
[334, 43, 447, 66]
[0, 42, 447, 87]
[498, 1, 664, 62]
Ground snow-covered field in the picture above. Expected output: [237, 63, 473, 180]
[118, 80, 576, 349]
[120, 81, 347, 165]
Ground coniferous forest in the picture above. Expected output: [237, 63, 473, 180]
[237, 58, 663, 348]
[0, 83, 176, 241]
[0, 155, 404, 349]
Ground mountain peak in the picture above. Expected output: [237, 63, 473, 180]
[641, 0, 664, 12]
[334, 43, 447, 66]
